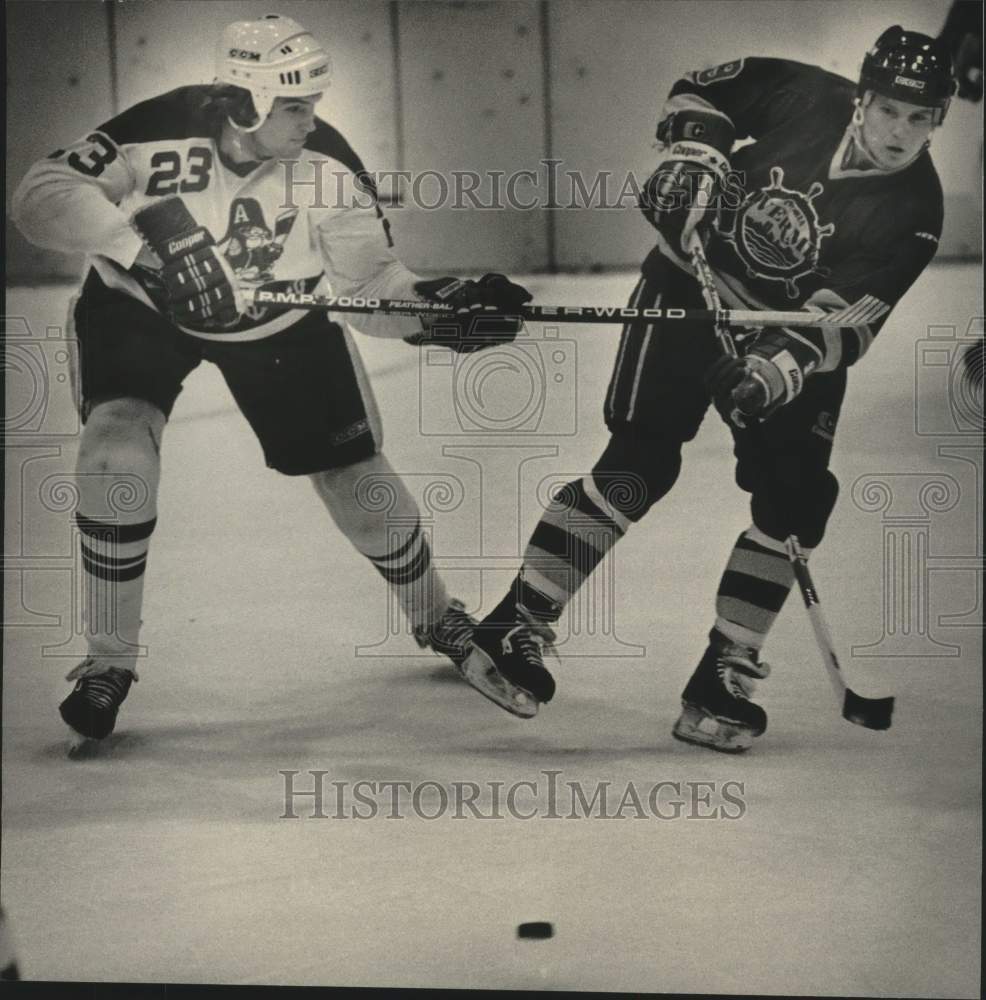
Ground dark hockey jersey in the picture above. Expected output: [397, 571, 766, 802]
[13, 86, 422, 341]
[655, 58, 944, 370]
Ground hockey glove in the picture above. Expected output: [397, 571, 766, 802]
[706, 330, 820, 425]
[640, 109, 735, 255]
[132, 196, 242, 327]
[407, 273, 532, 354]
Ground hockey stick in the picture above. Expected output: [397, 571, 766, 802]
[686, 232, 894, 730]
[241, 288, 857, 329]
[784, 537, 894, 729]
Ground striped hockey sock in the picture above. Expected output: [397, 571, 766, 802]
[75, 511, 156, 667]
[501, 474, 630, 623]
[714, 526, 803, 650]
[364, 520, 449, 632]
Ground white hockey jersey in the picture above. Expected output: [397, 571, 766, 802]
[13, 85, 424, 342]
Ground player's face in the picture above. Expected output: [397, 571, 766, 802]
[860, 94, 936, 168]
[252, 95, 322, 159]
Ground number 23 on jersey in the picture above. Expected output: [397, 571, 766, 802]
[49, 134, 214, 196]
[146, 147, 213, 195]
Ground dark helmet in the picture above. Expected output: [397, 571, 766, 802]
[858, 25, 957, 122]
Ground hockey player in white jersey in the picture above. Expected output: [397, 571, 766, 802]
[13, 14, 530, 751]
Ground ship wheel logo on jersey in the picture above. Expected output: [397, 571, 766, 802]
[217, 198, 299, 285]
[724, 166, 835, 299]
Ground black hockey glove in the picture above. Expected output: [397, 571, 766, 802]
[406, 273, 532, 354]
[640, 109, 735, 255]
[132, 196, 243, 327]
[706, 329, 821, 425]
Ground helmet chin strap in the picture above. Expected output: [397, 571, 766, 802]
[229, 116, 265, 135]
[224, 118, 272, 162]
[848, 96, 879, 165]
[851, 95, 867, 128]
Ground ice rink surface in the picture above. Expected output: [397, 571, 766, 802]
[3, 266, 982, 994]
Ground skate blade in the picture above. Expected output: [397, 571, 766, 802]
[64, 725, 121, 759]
[672, 704, 754, 754]
[457, 648, 539, 719]
[65, 726, 99, 759]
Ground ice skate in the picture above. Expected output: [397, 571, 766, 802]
[59, 657, 137, 754]
[459, 606, 557, 719]
[413, 598, 477, 669]
[672, 631, 770, 753]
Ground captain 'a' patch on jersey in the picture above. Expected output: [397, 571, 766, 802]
[218, 198, 300, 285]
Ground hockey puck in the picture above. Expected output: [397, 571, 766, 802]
[517, 921, 554, 939]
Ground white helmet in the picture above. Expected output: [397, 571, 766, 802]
[216, 14, 330, 130]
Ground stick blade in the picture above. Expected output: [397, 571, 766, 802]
[842, 690, 895, 730]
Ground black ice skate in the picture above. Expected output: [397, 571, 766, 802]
[59, 657, 137, 749]
[459, 606, 557, 719]
[672, 631, 770, 753]
[414, 598, 477, 669]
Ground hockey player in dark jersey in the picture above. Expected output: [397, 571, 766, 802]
[13, 14, 532, 752]
[456, 26, 956, 751]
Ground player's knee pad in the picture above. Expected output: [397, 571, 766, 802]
[78, 398, 165, 470]
[84, 397, 165, 433]
[591, 431, 683, 523]
[750, 466, 839, 549]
